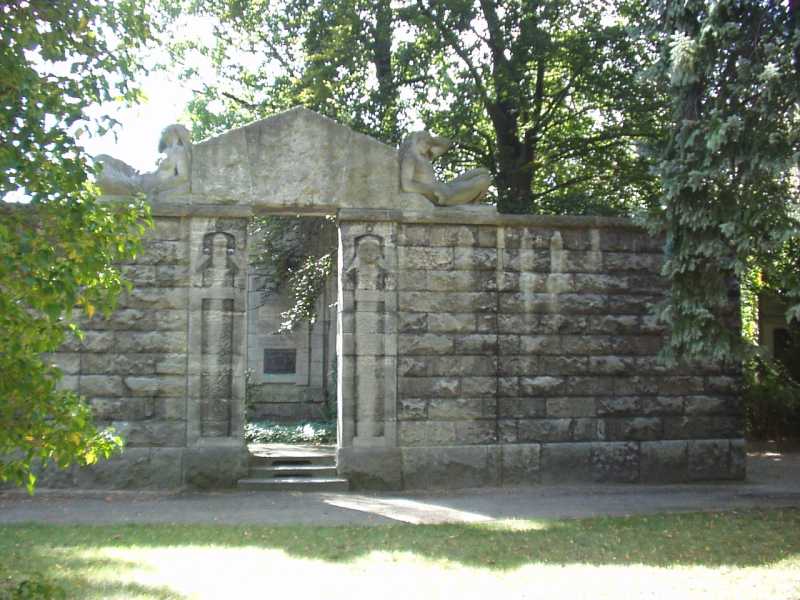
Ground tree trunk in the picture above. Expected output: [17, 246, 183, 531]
[490, 103, 535, 213]
[371, 0, 398, 143]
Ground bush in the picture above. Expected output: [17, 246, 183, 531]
[245, 421, 336, 445]
[743, 357, 800, 443]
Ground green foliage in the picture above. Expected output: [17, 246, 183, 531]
[249, 216, 336, 332]
[0, 1, 153, 491]
[160, 0, 663, 215]
[245, 420, 336, 445]
[744, 357, 800, 442]
[647, 0, 800, 363]
[160, 0, 665, 325]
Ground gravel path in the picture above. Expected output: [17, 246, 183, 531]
[1, 452, 798, 526]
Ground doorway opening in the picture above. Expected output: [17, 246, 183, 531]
[239, 215, 345, 490]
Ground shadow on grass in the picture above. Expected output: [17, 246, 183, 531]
[0, 509, 798, 585]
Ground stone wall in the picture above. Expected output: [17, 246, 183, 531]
[337, 209, 745, 489]
[39, 213, 249, 489]
[246, 267, 336, 422]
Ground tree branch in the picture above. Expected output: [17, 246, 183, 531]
[414, 0, 491, 107]
[220, 90, 258, 111]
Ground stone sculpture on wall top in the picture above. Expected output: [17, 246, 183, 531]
[95, 124, 192, 197]
[399, 130, 492, 206]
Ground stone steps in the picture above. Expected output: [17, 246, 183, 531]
[238, 477, 349, 492]
[237, 444, 349, 492]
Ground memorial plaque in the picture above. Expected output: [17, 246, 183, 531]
[263, 349, 296, 374]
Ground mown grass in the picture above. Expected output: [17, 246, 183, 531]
[1, 508, 799, 599]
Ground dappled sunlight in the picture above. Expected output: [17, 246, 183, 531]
[3, 511, 799, 599]
[322, 494, 494, 524]
[63, 545, 800, 600]
[478, 519, 551, 532]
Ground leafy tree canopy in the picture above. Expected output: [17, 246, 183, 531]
[0, 0, 153, 491]
[648, 0, 800, 363]
[161, 0, 664, 215]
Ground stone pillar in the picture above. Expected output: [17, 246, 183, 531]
[184, 216, 249, 487]
[336, 217, 402, 489]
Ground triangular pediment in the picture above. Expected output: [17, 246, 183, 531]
[190, 107, 432, 211]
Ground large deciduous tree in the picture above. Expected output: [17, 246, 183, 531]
[0, 0, 152, 490]
[160, 0, 663, 331]
[164, 0, 663, 215]
[648, 0, 800, 363]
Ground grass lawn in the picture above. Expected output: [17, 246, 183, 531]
[1, 508, 798, 599]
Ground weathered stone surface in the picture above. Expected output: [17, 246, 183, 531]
[193, 107, 432, 210]
[90, 397, 154, 421]
[501, 444, 541, 485]
[399, 377, 460, 398]
[120, 287, 187, 310]
[71, 119, 746, 490]
[730, 438, 746, 479]
[591, 442, 640, 482]
[540, 443, 592, 483]
[81, 375, 125, 398]
[684, 395, 734, 415]
[401, 446, 500, 489]
[115, 332, 187, 353]
[539, 356, 588, 375]
[73, 448, 184, 489]
[454, 420, 498, 444]
[460, 377, 497, 396]
[112, 420, 187, 447]
[603, 252, 663, 273]
[72, 331, 115, 353]
[640, 441, 688, 483]
[398, 399, 428, 420]
[43, 352, 81, 374]
[454, 247, 498, 270]
[398, 312, 428, 333]
[398, 421, 457, 446]
[564, 376, 614, 395]
[642, 396, 685, 415]
[124, 375, 185, 398]
[183, 444, 248, 489]
[587, 356, 637, 375]
[398, 224, 431, 247]
[135, 240, 188, 266]
[427, 312, 477, 333]
[399, 247, 454, 270]
[518, 418, 573, 443]
[498, 356, 540, 377]
[547, 397, 596, 418]
[338, 447, 403, 490]
[499, 397, 546, 419]
[428, 356, 498, 377]
[664, 416, 743, 439]
[688, 439, 733, 481]
[596, 396, 641, 416]
[601, 417, 662, 441]
[148, 216, 185, 242]
[454, 334, 498, 354]
[55, 375, 79, 392]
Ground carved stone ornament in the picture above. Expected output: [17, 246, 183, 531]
[346, 235, 388, 291]
[399, 131, 492, 206]
[95, 124, 192, 196]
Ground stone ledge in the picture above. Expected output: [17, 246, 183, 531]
[338, 207, 643, 229]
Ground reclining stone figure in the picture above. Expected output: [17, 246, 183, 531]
[399, 130, 491, 206]
[95, 124, 192, 197]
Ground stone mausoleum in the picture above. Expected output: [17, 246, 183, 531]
[43, 107, 745, 490]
